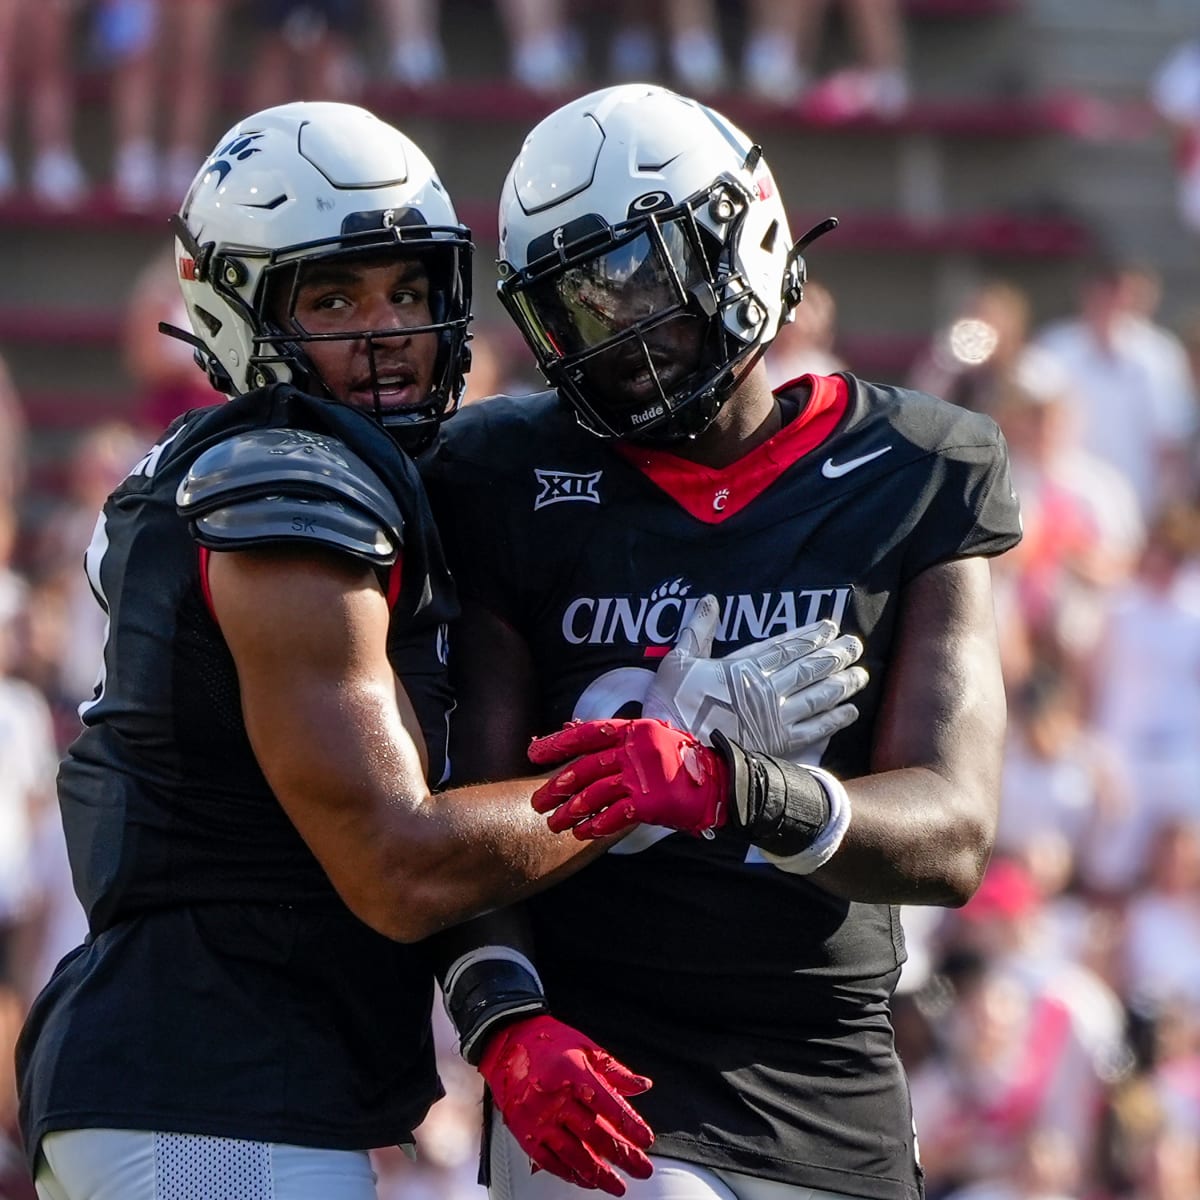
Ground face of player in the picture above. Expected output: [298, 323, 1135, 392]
[581, 308, 707, 414]
[524, 221, 709, 420]
[277, 252, 439, 412]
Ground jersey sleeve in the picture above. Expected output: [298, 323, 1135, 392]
[901, 416, 1023, 581]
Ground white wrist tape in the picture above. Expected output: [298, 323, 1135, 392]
[759, 765, 851, 875]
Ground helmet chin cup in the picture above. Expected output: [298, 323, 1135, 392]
[551, 316, 751, 442]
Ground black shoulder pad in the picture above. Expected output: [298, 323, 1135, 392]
[176, 428, 405, 566]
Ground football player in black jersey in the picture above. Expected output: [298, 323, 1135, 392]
[15, 102, 682, 1200]
[421, 84, 1023, 1200]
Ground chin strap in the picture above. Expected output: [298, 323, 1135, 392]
[157, 321, 233, 396]
[783, 216, 839, 312]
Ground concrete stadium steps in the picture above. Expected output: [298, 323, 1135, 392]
[0, 194, 1096, 250]
[1026, 0, 1198, 95]
[63, 72, 1153, 146]
[907, 0, 1017, 13]
[0, 205, 1095, 400]
[17, 388, 140, 432]
[1, 337, 123, 402]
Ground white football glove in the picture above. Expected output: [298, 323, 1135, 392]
[643, 594, 868, 764]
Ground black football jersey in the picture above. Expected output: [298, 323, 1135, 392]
[19, 385, 457, 1161]
[422, 374, 1021, 1200]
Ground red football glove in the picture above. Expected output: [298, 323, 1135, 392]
[528, 718, 729, 839]
[478, 1014, 654, 1196]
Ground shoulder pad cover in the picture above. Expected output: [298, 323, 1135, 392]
[176, 428, 405, 566]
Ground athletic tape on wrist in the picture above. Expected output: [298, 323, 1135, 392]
[711, 730, 829, 853]
[442, 946, 549, 1064]
[760, 765, 852, 875]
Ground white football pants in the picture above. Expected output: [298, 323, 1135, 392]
[35, 1129, 379, 1200]
[488, 1121, 875, 1200]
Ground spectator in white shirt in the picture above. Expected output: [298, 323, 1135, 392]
[1035, 260, 1196, 522]
[1088, 505, 1200, 893]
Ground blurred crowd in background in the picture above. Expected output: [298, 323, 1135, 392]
[0, 0, 910, 208]
[3, 3, 1200, 1200]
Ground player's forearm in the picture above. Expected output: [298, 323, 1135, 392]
[270, 742, 608, 942]
[811, 556, 1003, 905]
[377, 779, 614, 940]
[807, 766, 996, 905]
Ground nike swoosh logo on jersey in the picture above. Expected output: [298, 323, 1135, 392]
[821, 445, 893, 478]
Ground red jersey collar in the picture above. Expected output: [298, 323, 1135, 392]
[613, 374, 850, 524]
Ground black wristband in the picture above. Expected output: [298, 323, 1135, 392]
[710, 730, 831, 856]
[442, 949, 550, 1065]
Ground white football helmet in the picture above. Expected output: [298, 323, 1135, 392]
[497, 84, 824, 440]
[171, 101, 472, 449]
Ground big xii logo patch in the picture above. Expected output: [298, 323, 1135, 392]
[534, 468, 603, 510]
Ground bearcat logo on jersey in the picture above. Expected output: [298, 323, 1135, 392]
[534, 468, 603, 510]
[562, 578, 852, 653]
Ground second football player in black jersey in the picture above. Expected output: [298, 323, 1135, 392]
[422, 85, 1022, 1200]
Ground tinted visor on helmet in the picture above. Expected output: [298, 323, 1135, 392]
[509, 216, 721, 438]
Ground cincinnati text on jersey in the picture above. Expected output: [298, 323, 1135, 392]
[561, 583, 854, 649]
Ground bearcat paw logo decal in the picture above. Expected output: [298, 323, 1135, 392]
[204, 133, 265, 187]
[649, 579, 690, 602]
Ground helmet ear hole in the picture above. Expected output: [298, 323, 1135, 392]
[193, 306, 223, 339]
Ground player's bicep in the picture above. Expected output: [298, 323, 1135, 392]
[870, 556, 1005, 809]
[206, 545, 429, 862]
